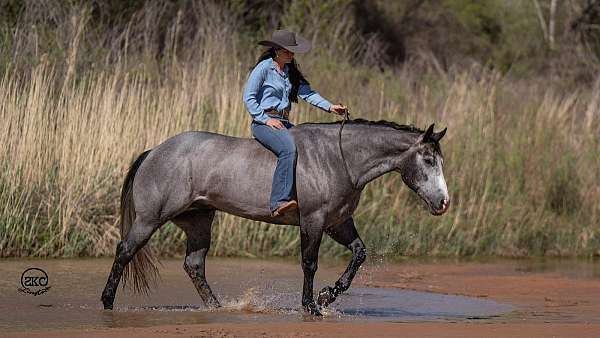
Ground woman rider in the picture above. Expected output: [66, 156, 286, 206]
[243, 30, 347, 217]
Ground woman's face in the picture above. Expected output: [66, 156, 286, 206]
[276, 48, 294, 64]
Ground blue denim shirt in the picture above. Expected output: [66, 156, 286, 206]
[243, 58, 332, 124]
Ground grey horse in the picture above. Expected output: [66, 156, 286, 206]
[101, 119, 449, 316]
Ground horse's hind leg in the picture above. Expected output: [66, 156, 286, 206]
[317, 217, 366, 307]
[299, 217, 324, 316]
[172, 209, 220, 308]
[101, 217, 161, 309]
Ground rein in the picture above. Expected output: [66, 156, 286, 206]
[338, 110, 358, 190]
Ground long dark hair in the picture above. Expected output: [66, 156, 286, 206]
[254, 47, 309, 103]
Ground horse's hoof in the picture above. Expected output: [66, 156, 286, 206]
[304, 302, 323, 316]
[206, 297, 221, 309]
[317, 286, 336, 307]
[101, 295, 114, 310]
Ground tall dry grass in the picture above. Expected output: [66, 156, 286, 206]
[0, 2, 598, 258]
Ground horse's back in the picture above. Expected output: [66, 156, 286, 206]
[133, 130, 279, 220]
[153, 126, 328, 169]
[132, 127, 337, 223]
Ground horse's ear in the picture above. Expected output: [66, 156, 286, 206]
[432, 127, 447, 142]
[421, 123, 435, 142]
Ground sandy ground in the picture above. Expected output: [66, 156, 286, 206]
[5, 322, 599, 338]
[5, 260, 600, 338]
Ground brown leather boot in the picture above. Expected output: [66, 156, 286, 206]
[272, 200, 298, 217]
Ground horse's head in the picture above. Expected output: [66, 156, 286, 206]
[397, 124, 449, 216]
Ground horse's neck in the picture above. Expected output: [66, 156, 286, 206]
[343, 126, 417, 189]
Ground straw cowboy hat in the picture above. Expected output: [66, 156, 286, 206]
[258, 30, 312, 54]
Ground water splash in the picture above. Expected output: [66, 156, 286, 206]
[219, 287, 298, 315]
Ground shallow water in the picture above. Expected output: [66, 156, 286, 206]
[0, 257, 519, 331]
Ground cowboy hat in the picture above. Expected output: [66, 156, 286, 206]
[258, 30, 311, 54]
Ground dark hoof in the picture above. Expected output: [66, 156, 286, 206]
[101, 295, 113, 310]
[304, 302, 323, 316]
[102, 301, 113, 310]
[317, 286, 336, 307]
[207, 299, 221, 309]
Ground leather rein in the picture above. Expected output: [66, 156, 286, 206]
[338, 110, 358, 190]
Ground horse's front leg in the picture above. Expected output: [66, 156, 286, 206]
[300, 221, 324, 316]
[317, 217, 366, 307]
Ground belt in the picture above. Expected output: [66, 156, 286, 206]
[266, 109, 290, 120]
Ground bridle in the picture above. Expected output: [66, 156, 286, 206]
[338, 110, 358, 190]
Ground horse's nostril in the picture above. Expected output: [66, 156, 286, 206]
[441, 198, 449, 208]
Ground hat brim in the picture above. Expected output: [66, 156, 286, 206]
[258, 34, 311, 54]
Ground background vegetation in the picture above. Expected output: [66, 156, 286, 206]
[0, 0, 599, 258]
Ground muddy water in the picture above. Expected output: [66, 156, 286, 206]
[0, 258, 517, 331]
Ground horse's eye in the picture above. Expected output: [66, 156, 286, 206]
[424, 157, 435, 166]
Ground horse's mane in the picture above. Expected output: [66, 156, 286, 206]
[299, 118, 424, 134]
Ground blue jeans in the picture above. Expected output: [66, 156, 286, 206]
[251, 119, 296, 212]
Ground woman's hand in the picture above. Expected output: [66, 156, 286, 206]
[266, 118, 285, 129]
[330, 104, 348, 115]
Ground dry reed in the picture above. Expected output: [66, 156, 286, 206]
[0, 2, 598, 258]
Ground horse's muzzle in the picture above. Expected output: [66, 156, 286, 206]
[431, 197, 450, 216]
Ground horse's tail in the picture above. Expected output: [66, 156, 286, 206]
[119, 149, 159, 294]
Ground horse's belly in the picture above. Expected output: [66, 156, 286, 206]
[190, 140, 278, 216]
